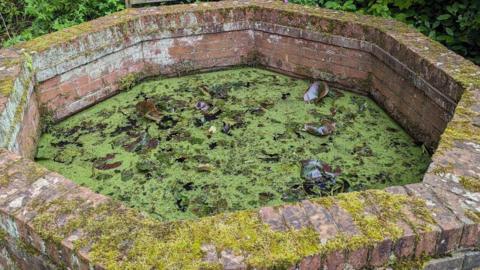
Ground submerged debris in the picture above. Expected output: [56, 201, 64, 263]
[93, 154, 122, 170]
[195, 101, 211, 112]
[136, 99, 162, 123]
[304, 81, 329, 103]
[303, 121, 336, 136]
[197, 163, 215, 172]
[208, 126, 217, 134]
[301, 160, 341, 193]
[222, 122, 231, 135]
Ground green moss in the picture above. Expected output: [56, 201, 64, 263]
[39, 105, 56, 132]
[430, 164, 454, 176]
[465, 210, 480, 223]
[32, 198, 87, 243]
[0, 229, 6, 246]
[29, 189, 434, 269]
[460, 176, 480, 192]
[0, 174, 8, 187]
[119, 73, 140, 91]
[436, 62, 480, 152]
[0, 159, 48, 188]
[13, 86, 28, 124]
[0, 77, 15, 97]
[311, 196, 335, 209]
[337, 191, 399, 242]
[336, 190, 434, 245]
[388, 255, 430, 270]
[15, 238, 40, 256]
[33, 199, 321, 269]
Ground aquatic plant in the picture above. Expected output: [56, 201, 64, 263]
[35, 68, 430, 221]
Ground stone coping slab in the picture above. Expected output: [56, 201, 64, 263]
[0, 0, 479, 269]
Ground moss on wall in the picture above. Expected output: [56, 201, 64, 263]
[29, 189, 433, 269]
[460, 176, 480, 193]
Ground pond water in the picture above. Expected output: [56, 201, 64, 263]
[36, 68, 430, 221]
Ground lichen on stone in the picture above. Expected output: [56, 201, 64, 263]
[465, 209, 480, 223]
[0, 77, 15, 98]
[460, 176, 480, 193]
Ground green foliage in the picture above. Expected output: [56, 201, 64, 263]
[289, 0, 480, 64]
[1, 0, 124, 47]
[119, 73, 139, 91]
[1, 0, 479, 65]
[0, 1, 29, 46]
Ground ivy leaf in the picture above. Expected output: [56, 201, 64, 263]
[324, 1, 342, 9]
[445, 27, 454, 36]
[446, 5, 458, 15]
[437, 14, 451, 21]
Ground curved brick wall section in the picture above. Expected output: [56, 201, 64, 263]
[0, 50, 39, 159]
[0, 0, 479, 269]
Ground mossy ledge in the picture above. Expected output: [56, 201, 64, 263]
[29, 190, 434, 269]
[460, 176, 480, 193]
[437, 87, 480, 153]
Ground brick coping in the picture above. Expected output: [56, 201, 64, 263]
[0, 0, 479, 269]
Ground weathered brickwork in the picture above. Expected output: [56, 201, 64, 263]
[0, 0, 479, 269]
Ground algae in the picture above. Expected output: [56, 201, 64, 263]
[35, 68, 430, 221]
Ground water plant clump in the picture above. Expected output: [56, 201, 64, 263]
[35, 68, 431, 221]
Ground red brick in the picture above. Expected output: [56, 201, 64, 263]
[346, 247, 368, 269]
[302, 200, 338, 243]
[280, 204, 310, 230]
[430, 185, 480, 248]
[323, 250, 346, 270]
[327, 203, 359, 235]
[37, 76, 60, 92]
[259, 206, 286, 231]
[405, 183, 463, 255]
[297, 255, 322, 270]
[369, 239, 393, 267]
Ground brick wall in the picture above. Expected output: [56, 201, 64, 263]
[0, 0, 479, 269]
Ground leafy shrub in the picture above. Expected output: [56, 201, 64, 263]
[1, 0, 124, 47]
[0, 1, 29, 46]
[290, 0, 480, 64]
[1, 0, 479, 64]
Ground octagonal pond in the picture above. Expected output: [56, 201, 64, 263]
[35, 68, 430, 221]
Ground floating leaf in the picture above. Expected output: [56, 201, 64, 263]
[303, 121, 336, 136]
[258, 150, 280, 162]
[136, 99, 162, 123]
[222, 122, 231, 135]
[195, 101, 210, 112]
[197, 163, 215, 172]
[304, 81, 329, 103]
[136, 160, 156, 172]
[301, 159, 340, 194]
[208, 126, 217, 134]
[121, 170, 134, 181]
[158, 115, 178, 130]
[95, 161, 122, 170]
[437, 14, 451, 20]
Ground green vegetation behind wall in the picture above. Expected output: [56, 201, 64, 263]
[1, 0, 479, 65]
[0, 0, 123, 47]
[289, 0, 480, 64]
